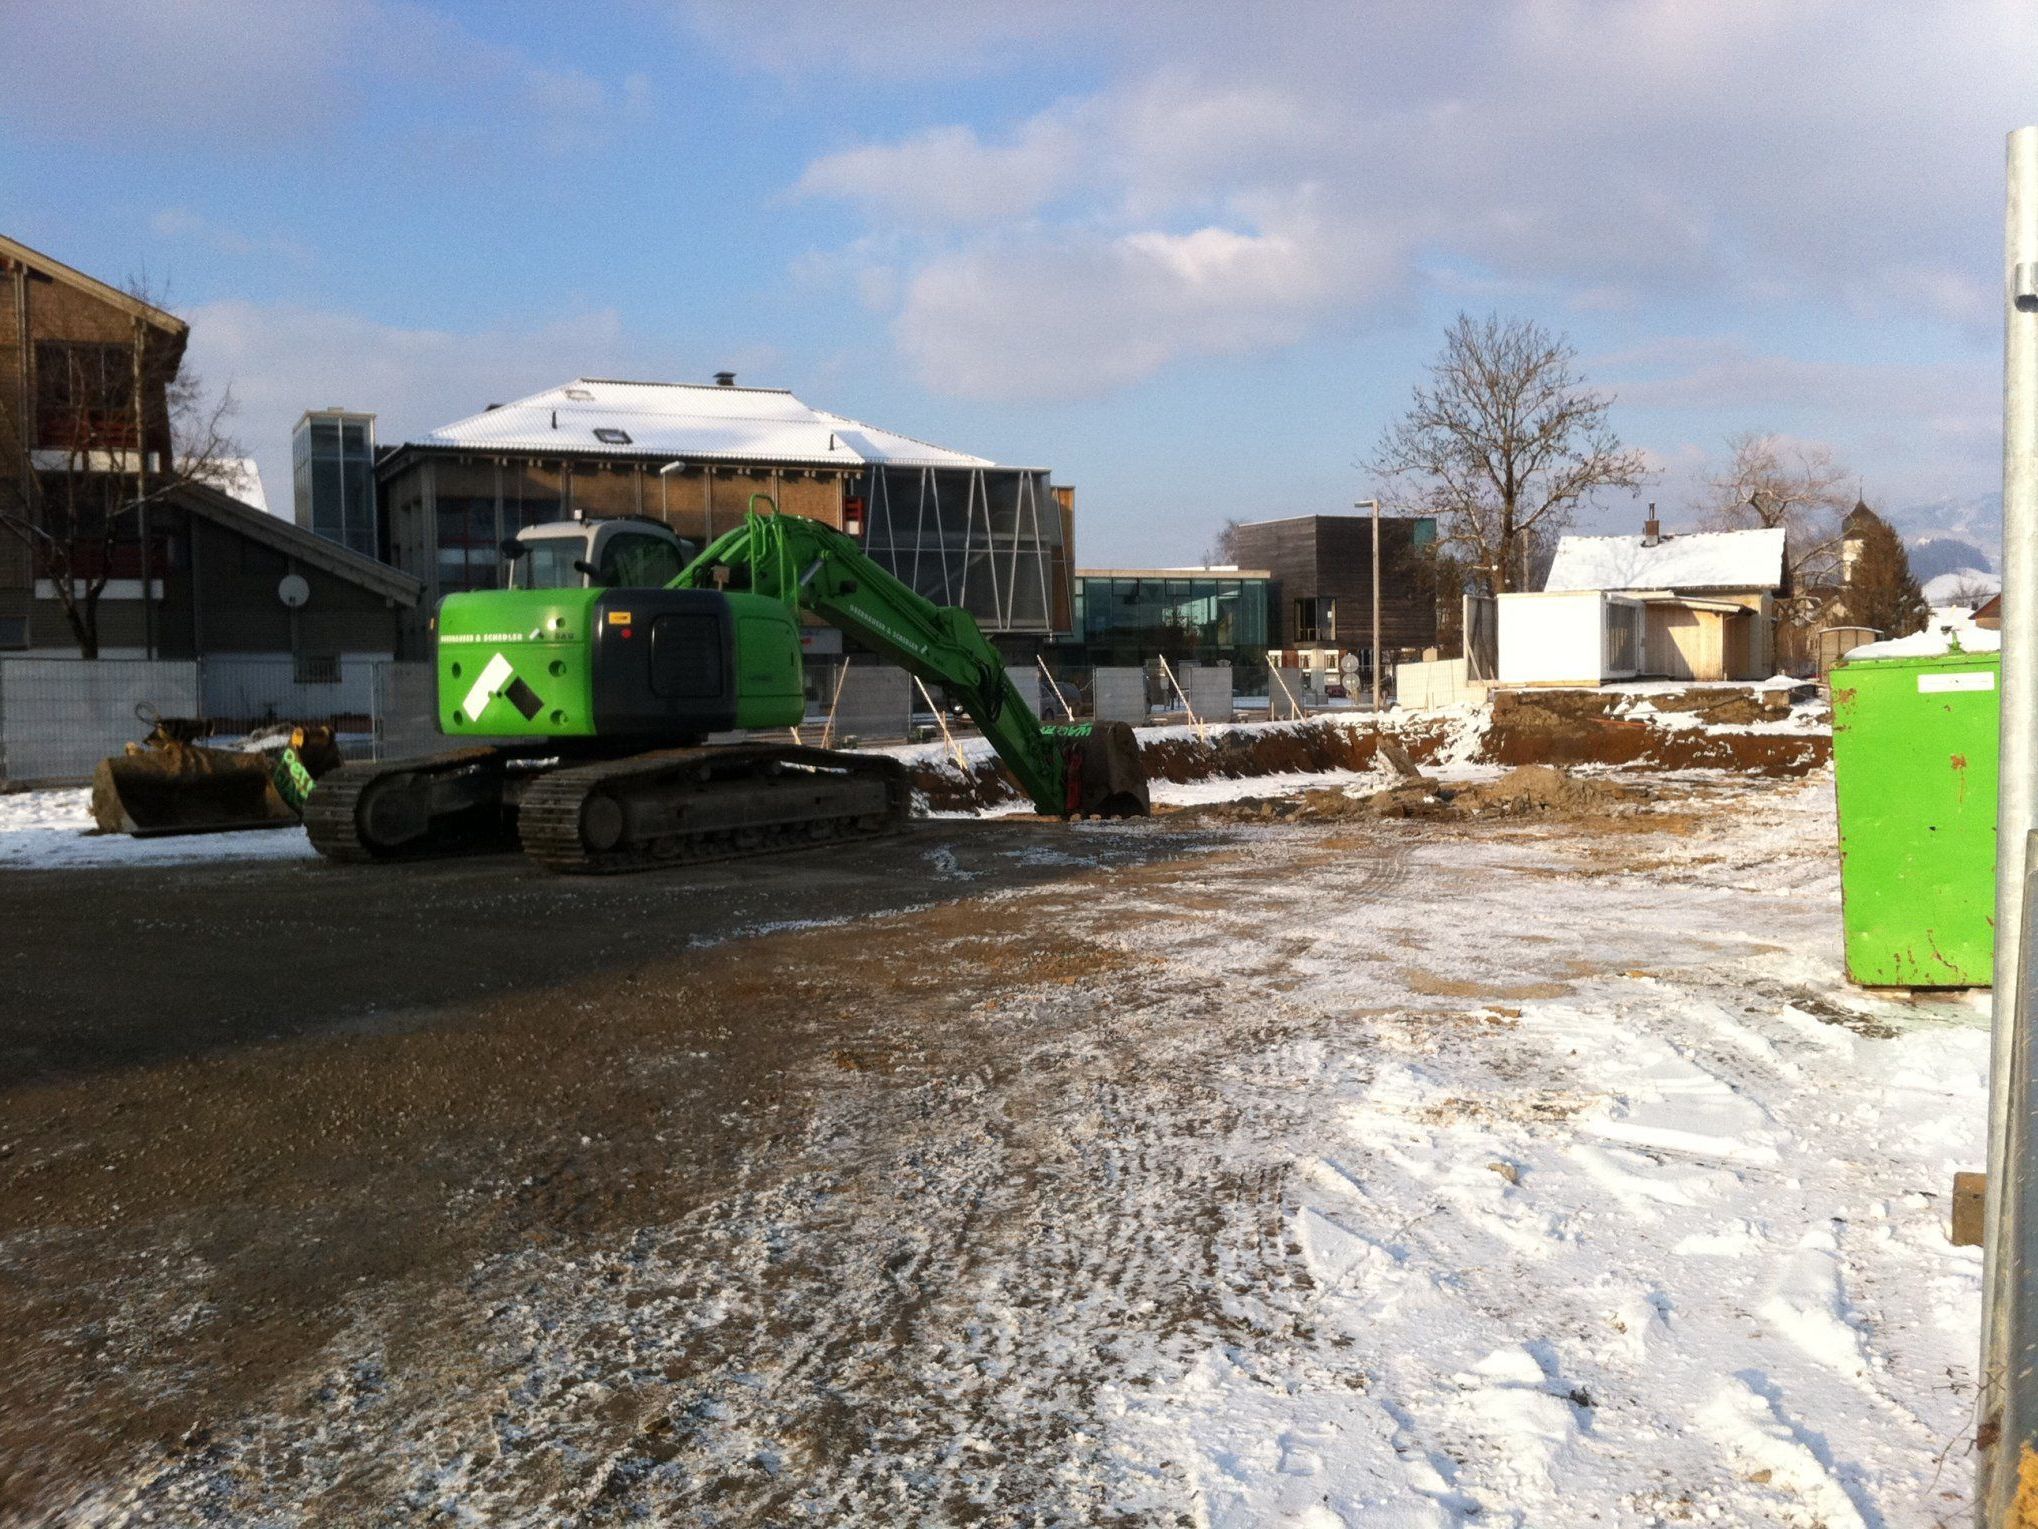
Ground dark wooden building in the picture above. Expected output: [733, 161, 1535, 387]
[1231, 513, 1439, 660]
[0, 232, 418, 660]
[0, 232, 189, 653]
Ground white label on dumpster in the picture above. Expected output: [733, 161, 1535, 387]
[1919, 671, 1995, 693]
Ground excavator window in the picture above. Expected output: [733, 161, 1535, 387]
[517, 541, 585, 590]
[600, 533, 686, 587]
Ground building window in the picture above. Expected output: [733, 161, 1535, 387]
[593, 427, 631, 445]
[35, 340, 138, 450]
[295, 654, 342, 684]
[0, 616, 26, 649]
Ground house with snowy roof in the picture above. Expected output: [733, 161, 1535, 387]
[1496, 516, 1785, 685]
[374, 374, 1072, 658]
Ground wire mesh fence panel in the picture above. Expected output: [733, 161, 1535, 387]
[0, 658, 201, 786]
[1185, 664, 1232, 724]
[200, 656, 387, 756]
[832, 661, 913, 741]
[376, 662, 443, 761]
[1092, 667, 1147, 725]
[1003, 666, 1043, 719]
[1269, 666, 1307, 721]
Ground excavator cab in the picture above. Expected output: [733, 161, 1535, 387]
[502, 517, 697, 591]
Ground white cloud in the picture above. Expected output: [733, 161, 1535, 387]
[181, 302, 688, 519]
[775, 1, 2038, 402]
[894, 196, 1403, 397]
[1593, 336, 1999, 507]
[0, 0, 649, 160]
[797, 121, 1084, 226]
[151, 210, 313, 268]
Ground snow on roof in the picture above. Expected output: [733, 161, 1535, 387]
[210, 457, 268, 514]
[1922, 568, 2000, 605]
[1543, 527, 1786, 593]
[412, 379, 997, 469]
[1845, 605, 2000, 660]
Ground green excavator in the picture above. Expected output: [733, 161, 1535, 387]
[304, 499, 1147, 873]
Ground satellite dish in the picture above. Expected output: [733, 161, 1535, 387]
[1340, 652, 1362, 675]
[278, 574, 310, 609]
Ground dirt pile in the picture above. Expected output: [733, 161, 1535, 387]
[910, 719, 1456, 813]
[1447, 765, 1639, 817]
[1170, 786, 1378, 826]
[1177, 765, 1641, 828]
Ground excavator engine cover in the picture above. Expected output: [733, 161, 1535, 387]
[1057, 720, 1149, 818]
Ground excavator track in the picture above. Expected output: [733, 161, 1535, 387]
[302, 748, 522, 863]
[518, 744, 911, 875]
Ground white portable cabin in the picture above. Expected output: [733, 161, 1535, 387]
[1496, 590, 1646, 686]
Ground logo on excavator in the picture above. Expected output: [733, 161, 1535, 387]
[462, 652, 546, 722]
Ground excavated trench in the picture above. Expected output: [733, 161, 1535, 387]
[906, 695, 1830, 813]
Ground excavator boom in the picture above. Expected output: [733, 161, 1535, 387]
[673, 508, 1146, 818]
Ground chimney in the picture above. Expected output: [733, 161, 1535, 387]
[1642, 504, 1660, 547]
[714, 371, 736, 387]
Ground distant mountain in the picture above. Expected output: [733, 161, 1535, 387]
[1908, 535, 1995, 581]
[1886, 492, 2002, 571]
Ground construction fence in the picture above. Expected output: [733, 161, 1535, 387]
[0, 656, 417, 788]
[2, 654, 1374, 789]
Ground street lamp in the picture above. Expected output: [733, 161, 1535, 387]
[658, 460, 690, 538]
[1355, 497, 1382, 714]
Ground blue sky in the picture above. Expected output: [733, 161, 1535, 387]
[2, 1, 2032, 564]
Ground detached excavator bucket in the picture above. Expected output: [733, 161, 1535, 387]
[1067, 720, 1149, 818]
[91, 725, 344, 837]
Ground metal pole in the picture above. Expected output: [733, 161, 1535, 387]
[1357, 498, 1382, 713]
[1979, 123, 2038, 1526]
[658, 460, 684, 530]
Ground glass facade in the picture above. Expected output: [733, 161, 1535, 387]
[292, 410, 378, 560]
[855, 464, 1066, 633]
[1068, 572, 1269, 668]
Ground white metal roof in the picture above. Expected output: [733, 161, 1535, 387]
[1543, 527, 1786, 593]
[211, 457, 268, 514]
[412, 378, 996, 469]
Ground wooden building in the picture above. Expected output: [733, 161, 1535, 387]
[377, 376, 1074, 658]
[0, 232, 188, 653]
[1230, 513, 1439, 671]
[0, 233, 418, 661]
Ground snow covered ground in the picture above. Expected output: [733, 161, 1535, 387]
[0, 787, 316, 868]
[1088, 774, 1986, 1526]
[46, 767, 1987, 1526]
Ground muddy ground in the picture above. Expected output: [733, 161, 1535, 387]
[0, 820, 1247, 1521]
[0, 775, 1813, 1524]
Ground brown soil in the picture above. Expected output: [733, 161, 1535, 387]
[1177, 764, 1645, 829]
[910, 696, 1827, 816]
[0, 820, 1226, 1520]
[1483, 691, 1828, 776]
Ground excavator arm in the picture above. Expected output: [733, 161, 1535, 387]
[672, 505, 1147, 817]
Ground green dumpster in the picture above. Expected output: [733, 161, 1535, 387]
[1831, 645, 2000, 986]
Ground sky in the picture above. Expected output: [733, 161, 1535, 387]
[1, 0, 2033, 567]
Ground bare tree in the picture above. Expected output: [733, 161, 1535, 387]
[1940, 571, 2002, 609]
[1700, 432, 1852, 596]
[1370, 313, 1647, 596]
[1203, 516, 1245, 567]
[0, 279, 241, 657]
